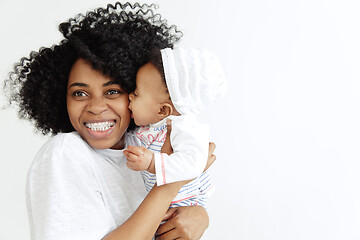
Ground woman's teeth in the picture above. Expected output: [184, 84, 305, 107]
[85, 121, 115, 131]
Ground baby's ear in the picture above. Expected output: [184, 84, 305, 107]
[158, 103, 173, 118]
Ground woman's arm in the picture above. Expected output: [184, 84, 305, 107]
[105, 135, 216, 240]
[105, 134, 216, 240]
[154, 142, 216, 240]
[155, 206, 209, 240]
[28, 133, 214, 240]
[103, 182, 183, 240]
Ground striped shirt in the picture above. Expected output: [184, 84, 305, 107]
[138, 118, 214, 207]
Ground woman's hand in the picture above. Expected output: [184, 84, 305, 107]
[205, 142, 216, 171]
[155, 206, 209, 240]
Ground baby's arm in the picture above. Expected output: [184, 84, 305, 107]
[125, 116, 210, 185]
[124, 146, 155, 173]
[154, 116, 210, 186]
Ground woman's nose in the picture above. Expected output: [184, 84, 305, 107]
[87, 97, 107, 115]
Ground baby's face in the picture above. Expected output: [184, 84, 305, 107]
[129, 63, 169, 126]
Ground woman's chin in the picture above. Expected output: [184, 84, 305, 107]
[80, 128, 125, 150]
[86, 138, 124, 150]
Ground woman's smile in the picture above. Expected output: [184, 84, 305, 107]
[84, 120, 116, 138]
[85, 120, 115, 131]
[67, 58, 131, 150]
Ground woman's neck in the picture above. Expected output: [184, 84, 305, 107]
[110, 134, 126, 150]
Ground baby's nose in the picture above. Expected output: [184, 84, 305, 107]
[129, 93, 134, 101]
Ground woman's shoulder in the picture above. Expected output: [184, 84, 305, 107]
[46, 131, 83, 143]
[41, 132, 89, 152]
[31, 132, 94, 171]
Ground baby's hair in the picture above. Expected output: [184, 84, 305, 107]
[146, 48, 170, 97]
[147, 49, 165, 82]
[3, 2, 182, 135]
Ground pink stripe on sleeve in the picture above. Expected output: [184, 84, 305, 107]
[171, 195, 197, 204]
[161, 153, 166, 184]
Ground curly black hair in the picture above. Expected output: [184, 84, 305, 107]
[3, 2, 182, 135]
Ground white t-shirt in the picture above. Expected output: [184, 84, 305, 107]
[26, 131, 147, 240]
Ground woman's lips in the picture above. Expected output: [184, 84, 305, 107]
[84, 120, 116, 138]
[85, 120, 115, 131]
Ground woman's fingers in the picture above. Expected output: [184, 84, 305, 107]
[204, 154, 216, 171]
[208, 142, 216, 158]
[156, 208, 177, 239]
[204, 142, 216, 171]
[166, 119, 172, 132]
[155, 228, 178, 240]
[156, 221, 176, 238]
[161, 208, 177, 222]
[161, 120, 173, 155]
[156, 206, 208, 240]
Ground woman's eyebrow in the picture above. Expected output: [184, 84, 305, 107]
[68, 82, 88, 89]
[103, 80, 119, 87]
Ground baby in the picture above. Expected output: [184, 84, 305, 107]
[124, 47, 227, 207]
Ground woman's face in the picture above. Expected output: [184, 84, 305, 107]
[67, 58, 131, 150]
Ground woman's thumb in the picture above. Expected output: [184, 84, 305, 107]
[162, 207, 177, 221]
[166, 119, 172, 132]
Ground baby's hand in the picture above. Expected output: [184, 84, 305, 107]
[124, 146, 155, 173]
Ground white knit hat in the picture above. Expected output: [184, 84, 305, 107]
[160, 47, 227, 115]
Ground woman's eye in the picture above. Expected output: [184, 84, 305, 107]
[106, 89, 120, 95]
[105, 89, 123, 98]
[106, 89, 122, 95]
[72, 91, 87, 97]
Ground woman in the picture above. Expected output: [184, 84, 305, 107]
[5, 2, 213, 239]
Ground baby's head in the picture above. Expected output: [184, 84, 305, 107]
[129, 49, 178, 126]
[129, 47, 227, 126]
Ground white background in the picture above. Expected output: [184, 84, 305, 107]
[1, 0, 360, 239]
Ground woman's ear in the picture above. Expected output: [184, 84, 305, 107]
[158, 103, 173, 118]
